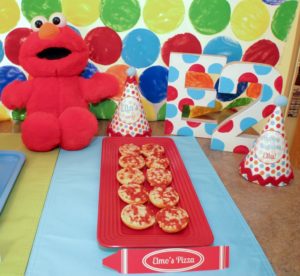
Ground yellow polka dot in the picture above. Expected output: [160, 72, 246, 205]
[0, 0, 20, 34]
[61, 0, 100, 26]
[231, 0, 270, 41]
[141, 97, 156, 121]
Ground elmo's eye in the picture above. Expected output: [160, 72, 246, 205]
[31, 16, 47, 31]
[49, 13, 66, 27]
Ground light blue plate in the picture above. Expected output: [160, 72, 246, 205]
[0, 151, 25, 213]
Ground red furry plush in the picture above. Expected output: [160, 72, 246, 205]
[2, 13, 118, 151]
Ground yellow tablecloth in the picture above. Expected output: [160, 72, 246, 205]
[0, 134, 58, 276]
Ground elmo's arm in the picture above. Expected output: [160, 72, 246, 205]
[79, 73, 119, 103]
[2, 80, 32, 110]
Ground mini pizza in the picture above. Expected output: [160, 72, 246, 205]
[118, 184, 148, 204]
[119, 143, 140, 156]
[121, 204, 155, 230]
[117, 167, 145, 185]
[145, 155, 170, 169]
[146, 168, 172, 186]
[119, 155, 145, 169]
[156, 207, 189, 233]
[149, 186, 179, 208]
[141, 143, 165, 157]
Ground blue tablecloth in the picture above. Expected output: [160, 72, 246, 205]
[26, 137, 275, 276]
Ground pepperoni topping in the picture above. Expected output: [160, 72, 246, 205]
[119, 155, 145, 169]
[149, 186, 179, 208]
[117, 167, 145, 185]
[121, 204, 155, 229]
[119, 143, 141, 156]
[118, 184, 148, 204]
[146, 156, 170, 169]
[141, 143, 165, 157]
[146, 168, 172, 186]
[156, 207, 189, 233]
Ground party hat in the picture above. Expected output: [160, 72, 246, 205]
[107, 67, 151, 137]
[239, 96, 294, 187]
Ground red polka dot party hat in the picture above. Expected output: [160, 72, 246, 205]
[239, 96, 294, 187]
[107, 67, 151, 137]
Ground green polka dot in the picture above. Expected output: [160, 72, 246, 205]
[100, 0, 140, 32]
[189, 0, 231, 35]
[21, 0, 62, 22]
[271, 1, 298, 41]
[157, 103, 166, 120]
[90, 99, 117, 119]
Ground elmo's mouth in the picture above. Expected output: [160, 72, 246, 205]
[37, 47, 72, 60]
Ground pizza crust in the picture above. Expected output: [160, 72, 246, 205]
[121, 204, 156, 230]
[119, 143, 141, 156]
[117, 167, 145, 185]
[156, 207, 189, 233]
[118, 184, 148, 204]
[149, 186, 179, 208]
[146, 168, 172, 186]
[119, 155, 145, 169]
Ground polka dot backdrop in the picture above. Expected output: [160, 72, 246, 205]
[0, 0, 298, 121]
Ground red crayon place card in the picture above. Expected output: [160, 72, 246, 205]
[98, 137, 214, 248]
[103, 246, 230, 273]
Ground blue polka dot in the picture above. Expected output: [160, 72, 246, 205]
[216, 79, 247, 102]
[0, 41, 4, 63]
[139, 66, 168, 104]
[207, 100, 215, 108]
[261, 84, 273, 102]
[208, 63, 223, 74]
[177, 127, 194, 136]
[254, 65, 272, 75]
[168, 66, 179, 82]
[0, 66, 27, 97]
[240, 117, 258, 131]
[187, 88, 205, 100]
[263, 0, 285, 5]
[182, 54, 199, 63]
[211, 138, 225, 151]
[205, 123, 217, 135]
[81, 62, 99, 79]
[122, 29, 160, 68]
[203, 36, 243, 63]
[218, 77, 235, 94]
[165, 104, 178, 118]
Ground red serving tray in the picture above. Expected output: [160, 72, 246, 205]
[97, 137, 214, 248]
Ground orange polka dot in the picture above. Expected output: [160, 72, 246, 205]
[185, 71, 214, 89]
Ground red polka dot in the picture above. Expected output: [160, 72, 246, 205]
[242, 39, 280, 66]
[266, 167, 270, 171]
[178, 98, 194, 112]
[85, 27, 122, 65]
[167, 86, 178, 101]
[262, 105, 276, 118]
[276, 124, 281, 128]
[254, 168, 259, 172]
[250, 157, 253, 161]
[188, 64, 205, 73]
[187, 121, 201, 128]
[274, 76, 283, 93]
[164, 120, 174, 134]
[161, 33, 202, 66]
[238, 73, 258, 83]
[233, 145, 249, 154]
[218, 120, 233, 133]
[4, 28, 32, 65]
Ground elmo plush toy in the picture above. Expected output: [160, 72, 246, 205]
[2, 13, 118, 151]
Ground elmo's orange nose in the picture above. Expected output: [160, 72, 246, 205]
[39, 23, 60, 40]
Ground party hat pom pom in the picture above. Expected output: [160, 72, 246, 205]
[274, 95, 288, 107]
[127, 67, 136, 77]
